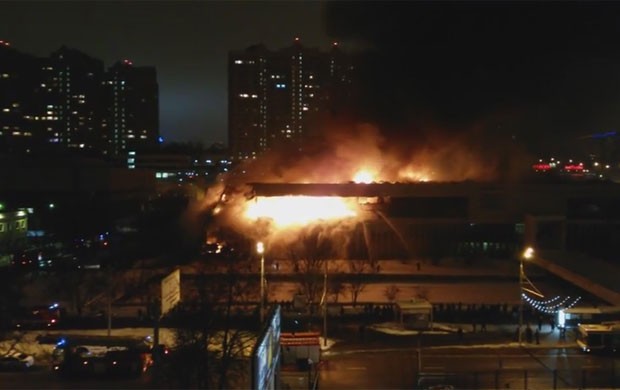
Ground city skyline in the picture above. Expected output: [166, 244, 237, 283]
[3, 2, 620, 157]
[0, 1, 330, 147]
[228, 40, 355, 161]
[1, 43, 160, 156]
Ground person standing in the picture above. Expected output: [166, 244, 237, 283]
[526, 326, 533, 343]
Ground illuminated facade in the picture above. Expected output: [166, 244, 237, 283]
[104, 60, 160, 157]
[0, 40, 46, 152]
[0, 208, 28, 250]
[228, 40, 355, 161]
[44, 46, 105, 151]
[0, 43, 159, 157]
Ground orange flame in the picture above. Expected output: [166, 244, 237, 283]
[245, 196, 357, 227]
[398, 167, 432, 182]
[353, 170, 375, 184]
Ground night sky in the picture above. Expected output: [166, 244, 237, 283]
[325, 2, 620, 156]
[0, 1, 330, 146]
[3, 1, 620, 156]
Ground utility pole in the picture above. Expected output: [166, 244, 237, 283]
[417, 331, 422, 372]
[107, 265, 113, 337]
[323, 259, 328, 347]
[257, 242, 265, 323]
[518, 256, 523, 344]
[107, 292, 112, 337]
[519, 247, 534, 345]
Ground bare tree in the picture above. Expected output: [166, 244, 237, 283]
[384, 284, 401, 303]
[0, 269, 22, 334]
[414, 286, 430, 300]
[160, 259, 258, 389]
[328, 279, 345, 303]
[288, 226, 333, 305]
[46, 269, 101, 316]
[216, 266, 256, 389]
[346, 259, 374, 306]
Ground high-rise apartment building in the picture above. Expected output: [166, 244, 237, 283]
[104, 60, 160, 157]
[0, 40, 46, 152]
[0, 43, 159, 158]
[228, 39, 355, 161]
[44, 46, 105, 151]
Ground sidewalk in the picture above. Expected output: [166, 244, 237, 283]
[261, 258, 520, 277]
[360, 321, 578, 350]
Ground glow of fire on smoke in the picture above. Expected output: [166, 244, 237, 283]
[353, 170, 375, 184]
[244, 196, 357, 227]
[398, 167, 432, 182]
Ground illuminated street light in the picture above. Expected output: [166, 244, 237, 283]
[519, 247, 535, 344]
[256, 242, 265, 323]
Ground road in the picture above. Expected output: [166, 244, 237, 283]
[320, 347, 620, 389]
[2, 346, 619, 389]
[0, 367, 155, 389]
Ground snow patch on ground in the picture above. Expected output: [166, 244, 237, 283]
[368, 322, 451, 336]
[319, 337, 337, 351]
[0, 328, 177, 365]
[0, 332, 54, 364]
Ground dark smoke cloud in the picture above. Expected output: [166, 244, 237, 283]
[323, 1, 620, 155]
[225, 119, 530, 185]
[201, 2, 620, 245]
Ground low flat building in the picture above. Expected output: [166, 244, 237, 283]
[396, 299, 434, 330]
[0, 207, 27, 255]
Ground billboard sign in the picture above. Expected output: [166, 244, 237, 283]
[252, 306, 281, 390]
[161, 269, 180, 316]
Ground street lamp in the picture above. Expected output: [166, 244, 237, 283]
[519, 246, 534, 344]
[256, 241, 265, 323]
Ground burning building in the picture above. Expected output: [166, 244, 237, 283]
[207, 172, 620, 263]
[204, 122, 620, 263]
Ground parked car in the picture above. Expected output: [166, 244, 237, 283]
[0, 352, 35, 371]
[105, 349, 144, 377]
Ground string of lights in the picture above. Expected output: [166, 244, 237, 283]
[522, 293, 581, 314]
[524, 295, 561, 306]
[520, 255, 581, 315]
